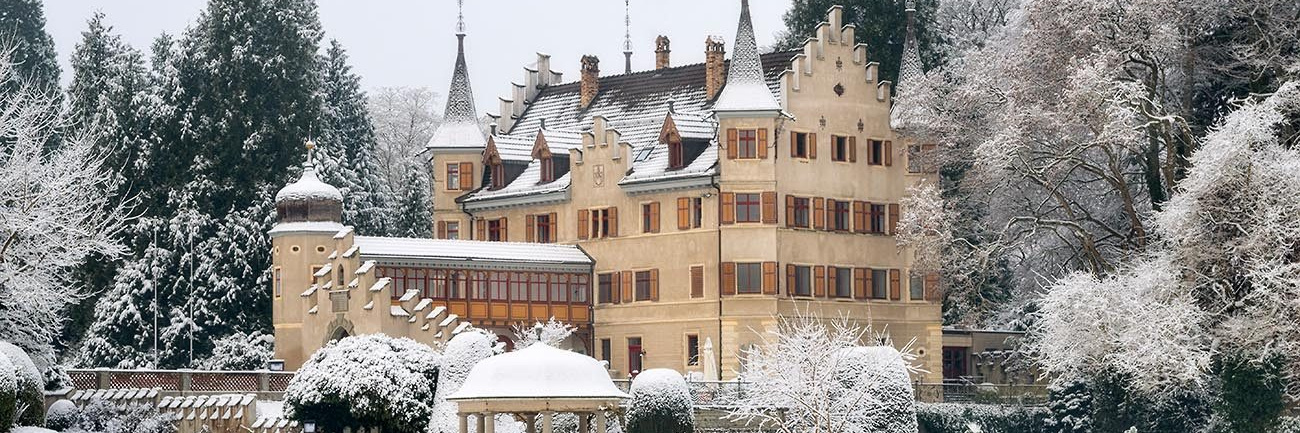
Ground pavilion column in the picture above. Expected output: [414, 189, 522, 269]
[578, 413, 590, 433]
[595, 411, 606, 433]
[482, 412, 495, 433]
[541, 412, 554, 433]
[458, 413, 469, 433]
[524, 414, 537, 433]
[476, 413, 485, 433]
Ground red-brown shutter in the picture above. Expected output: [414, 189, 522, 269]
[608, 207, 619, 237]
[889, 203, 900, 236]
[853, 201, 867, 233]
[761, 192, 777, 224]
[436, 221, 447, 239]
[812, 198, 825, 230]
[677, 197, 690, 230]
[720, 193, 736, 225]
[814, 266, 826, 297]
[828, 266, 839, 297]
[579, 209, 590, 240]
[786, 264, 796, 297]
[690, 266, 704, 298]
[721, 263, 737, 296]
[459, 162, 474, 190]
[785, 195, 795, 228]
[757, 128, 769, 159]
[826, 199, 838, 231]
[500, 217, 508, 241]
[622, 270, 634, 302]
[548, 212, 557, 242]
[884, 140, 893, 166]
[854, 268, 867, 299]
[611, 272, 622, 303]
[726, 128, 739, 159]
[649, 202, 661, 233]
[925, 272, 940, 301]
[890, 269, 902, 301]
[526, 215, 536, 242]
[790, 131, 798, 157]
[809, 133, 818, 159]
[649, 269, 660, 301]
[476, 218, 486, 240]
[849, 136, 858, 163]
[865, 269, 875, 298]
[762, 262, 777, 295]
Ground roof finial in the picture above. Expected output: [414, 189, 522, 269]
[304, 138, 317, 169]
[455, 0, 466, 36]
[623, 0, 633, 74]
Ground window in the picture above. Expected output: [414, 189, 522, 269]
[737, 129, 758, 159]
[571, 274, 590, 303]
[869, 140, 884, 165]
[600, 338, 612, 363]
[591, 208, 614, 238]
[872, 269, 889, 299]
[628, 337, 644, 374]
[489, 271, 509, 301]
[736, 263, 762, 294]
[792, 132, 809, 158]
[642, 202, 659, 233]
[910, 273, 925, 301]
[489, 163, 506, 189]
[833, 200, 851, 231]
[792, 197, 810, 228]
[690, 265, 705, 298]
[870, 204, 887, 234]
[691, 197, 703, 228]
[448, 272, 463, 299]
[687, 334, 700, 366]
[534, 214, 553, 243]
[488, 218, 505, 241]
[540, 156, 555, 183]
[273, 267, 283, 298]
[336, 265, 346, 287]
[736, 193, 761, 223]
[832, 135, 849, 161]
[598, 273, 616, 304]
[446, 222, 460, 240]
[791, 265, 812, 296]
[634, 270, 652, 301]
[446, 163, 461, 191]
[835, 267, 853, 298]
[668, 140, 684, 169]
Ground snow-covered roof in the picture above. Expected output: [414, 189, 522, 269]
[275, 167, 342, 203]
[891, 1, 925, 130]
[447, 343, 630, 401]
[712, 0, 782, 113]
[353, 236, 592, 267]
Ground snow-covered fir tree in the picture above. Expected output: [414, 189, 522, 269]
[315, 39, 393, 236]
[389, 162, 433, 238]
[0, 0, 60, 103]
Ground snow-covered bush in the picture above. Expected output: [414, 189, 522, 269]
[836, 346, 918, 433]
[510, 318, 574, 350]
[0, 343, 45, 427]
[285, 334, 441, 433]
[59, 399, 174, 433]
[0, 354, 15, 433]
[625, 369, 693, 433]
[42, 401, 76, 432]
[427, 329, 503, 433]
[1045, 379, 1090, 433]
[196, 332, 273, 370]
[914, 403, 1049, 433]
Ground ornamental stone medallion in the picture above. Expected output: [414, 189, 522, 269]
[593, 164, 605, 186]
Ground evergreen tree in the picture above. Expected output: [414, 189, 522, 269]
[775, 0, 943, 88]
[390, 163, 432, 238]
[0, 0, 60, 100]
[316, 39, 393, 236]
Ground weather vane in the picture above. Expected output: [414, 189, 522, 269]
[456, 0, 466, 35]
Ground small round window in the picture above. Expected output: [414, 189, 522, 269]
[290, 245, 300, 253]
[316, 246, 327, 253]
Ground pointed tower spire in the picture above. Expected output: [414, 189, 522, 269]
[712, 0, 781, 114]
[623, 0, 633, 74]
[891, 0, 925, 130]
[426, 0, 487, 151]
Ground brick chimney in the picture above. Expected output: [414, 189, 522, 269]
[655, 36, 671, 69]
[705, 36, 726, 100]
[581, 55, 600, 108]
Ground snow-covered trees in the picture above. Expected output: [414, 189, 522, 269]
[777, 0, 943, 86]
[367, 86, 439, 239]
[0, 0, 59, 103]
[511, 318, 576, 350]
[626, 369, 693, 433]
[316, 40, 393, 236]
[196, 332, 273, 371]
[727, 314, 920, 433]
[285, 335, 441, 433]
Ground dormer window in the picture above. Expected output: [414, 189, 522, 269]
[540, 156, 554, 183]
[490, 163, 505, 189]
[668, 139, 684, 170]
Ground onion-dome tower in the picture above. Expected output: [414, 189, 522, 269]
[275, 140, 343, 224]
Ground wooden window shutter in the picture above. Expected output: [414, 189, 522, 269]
[925, 272, 941, 301]
[813, 266, 826, 297]
[611, 272, 622, 303]
[726, 128, 739, 159]
[884, 140, 893, 166]
[677, 197, 690, 230]
[690, 266, 704, 298]
[761, 192, 777, 224]
[757, 128, 769, 159]
[526, 215, 536, 242]
[650, 269, 660, 301]
[548, 212, 558, 241]
[476, 218, 486, 240]
[721, 262, 737, 296]
[789, 131, 798, 157]
[828, 266, 839, 297]
[609, 207, 619, 237]
[458, 162, 474, 190]
[436, 221, 447, 239]
[578, 209, 591, 240]
[622, 270, 634, 303]
[849, 136, 858, 163]
[785, 264, 796, 297]
[762, 262, 777, 295]
[853, 201, 866, 233]
[825, 199, 837, 230]
[854, 268, 867, 299]
[865, 269, 875, 297]
[649, 202, 661, 233]
[890, 269, 902, 301]
[720, 193, 736, 225]
[812, 198, 825, 230]
[785, 195, 796, 228]
[809, 133, 818, 159]
[500, 217, 508, 240]
[889, 203, 901, 236]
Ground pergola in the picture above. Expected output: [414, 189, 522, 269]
[446, 343, 629, 433]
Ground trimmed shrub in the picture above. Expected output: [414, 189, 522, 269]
[0, 354, 16, 433]
[915, 403, 1049, 433]
[43, 400, 77, 432]
[0, 342, 45, 427]
[626, 369, 693, 433]
[285, 334, 441, 433]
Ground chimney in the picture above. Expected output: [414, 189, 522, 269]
[581, 55, 600, 108]
[655, 36, 671, 69]
[705, 36, 726, 100]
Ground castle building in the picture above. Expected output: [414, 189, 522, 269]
[272, 0, 942, 381]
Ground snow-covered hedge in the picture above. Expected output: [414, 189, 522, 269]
[196, 332, 273, 370]
[837, 346, 918, 433]
[915, 403, 1049, 433]
[0, 353, 16, 433]
[43, 400, 77, 432]
[0, 342, 44, 427]
[626, 369, 693, 433]
[285, 334, 441, 433]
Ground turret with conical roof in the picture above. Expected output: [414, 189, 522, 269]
[425, 0, 486, 151]
[891, 0, 924, 130]
[712, 0, 782, 115]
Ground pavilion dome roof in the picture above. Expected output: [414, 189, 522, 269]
[275, 166, 343, 204]
[447, 344, 630, 401]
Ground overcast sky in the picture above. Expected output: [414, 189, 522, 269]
[44, 0, 789, 113]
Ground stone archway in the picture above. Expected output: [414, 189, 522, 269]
[324, 316, 355, 345]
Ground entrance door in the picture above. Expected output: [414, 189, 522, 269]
[627, 337, 643, 377]
[942, 346, 969, 380]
